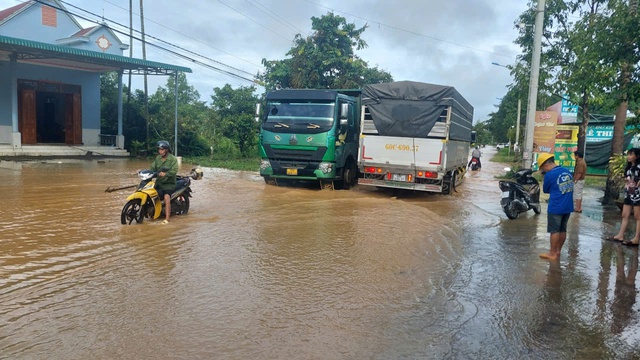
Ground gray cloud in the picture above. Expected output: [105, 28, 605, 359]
[0, 0, 529, 122]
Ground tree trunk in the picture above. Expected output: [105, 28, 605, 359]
[577, 89, 588, 154]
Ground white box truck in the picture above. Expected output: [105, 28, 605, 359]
[357, 81, 474, 194]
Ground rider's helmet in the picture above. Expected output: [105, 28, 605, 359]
[157, 140, 171, 153]
[536, 152, 554, 169]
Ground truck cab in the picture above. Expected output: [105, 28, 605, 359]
[259, 89, 361, 189]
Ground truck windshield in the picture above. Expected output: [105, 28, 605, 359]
[263, 102, 335, 132]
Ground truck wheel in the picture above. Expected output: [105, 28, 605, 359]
[336, 160, 356, 190]
[442, 171, 454, 195]
[263, 176, 277, 186]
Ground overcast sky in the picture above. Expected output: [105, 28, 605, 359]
[1, 0, 529, 123]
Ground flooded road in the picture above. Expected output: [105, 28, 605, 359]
[0, 149, 638, 359]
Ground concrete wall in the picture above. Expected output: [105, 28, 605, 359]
[0, 125, 11, 143]
[0, 60, 10, 138]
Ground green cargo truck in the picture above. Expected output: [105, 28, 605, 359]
[259, 89, 361, 189]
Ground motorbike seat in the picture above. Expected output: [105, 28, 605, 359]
[176, 178, 188, 189]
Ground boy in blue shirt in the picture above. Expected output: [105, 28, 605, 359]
[537, 153, 574, 260]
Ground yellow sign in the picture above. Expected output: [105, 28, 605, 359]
[286, 168, 298, 175]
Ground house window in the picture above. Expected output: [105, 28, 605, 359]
[42, 5, 57, 27]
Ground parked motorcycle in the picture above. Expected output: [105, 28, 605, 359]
[121, 167, 203, 225]
[498, 167, 541, 219]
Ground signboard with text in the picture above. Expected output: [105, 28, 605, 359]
[533, 111, 558, 153]
[560, 96, 579, 123]
[555, 125, 579, 171]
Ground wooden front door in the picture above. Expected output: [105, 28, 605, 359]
[19, 90, 37, 144]
[64, 92, 82, 145]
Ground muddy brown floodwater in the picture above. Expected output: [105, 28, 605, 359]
[0, 148, 639, 359]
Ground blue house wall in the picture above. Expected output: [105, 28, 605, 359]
[0, 0, 126, 145]
[0, 3, 81, 44]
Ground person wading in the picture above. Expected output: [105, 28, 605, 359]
[610, 148, 640, 246]
[573, 151, 586, 213]
[537, 153, 574, 260]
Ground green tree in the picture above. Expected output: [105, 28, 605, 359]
[100, 72, 146, 152]
[148, 73, 209, 156]
[210, 84, 260, 157]
[260, 12, 393, 90]
[100, 72, 120, 135]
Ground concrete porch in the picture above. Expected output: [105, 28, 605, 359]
[0, 144, 130, 159]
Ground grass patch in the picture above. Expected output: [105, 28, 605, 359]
[183, 156, 259, 171]
[585, 175, 606, 187]
[490, 148, 519, 165]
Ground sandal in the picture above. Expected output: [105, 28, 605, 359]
[604, 236, 624, 242]
[622, 240, 639, 247]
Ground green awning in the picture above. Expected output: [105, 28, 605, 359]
[0, 34, 191, 75]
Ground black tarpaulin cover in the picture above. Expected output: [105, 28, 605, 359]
[362, 81, 474, 140]
[586, 133, 632, 168]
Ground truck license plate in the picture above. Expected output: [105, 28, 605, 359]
[286, 168, 298, 175]
[391, 174, 407, 182]
[501, 191, 510, 198]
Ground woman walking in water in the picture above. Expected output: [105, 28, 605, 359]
[610, 148, 640, 246]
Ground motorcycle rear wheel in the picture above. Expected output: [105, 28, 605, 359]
[121, 199, 144, 225]
[172, 194, 190, 215]
[503, 200, 519, 219]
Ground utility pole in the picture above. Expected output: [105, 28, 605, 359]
[516, 98, 521, 151]
[522, 0, 546, 169]
[126, 0, 133, 124]
[140, 0, 149, 153]
[491, 62, 521, 153]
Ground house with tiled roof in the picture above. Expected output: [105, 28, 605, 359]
[0, 0, 190, 157]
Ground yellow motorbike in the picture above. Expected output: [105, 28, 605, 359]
[121, 167, 203, 225]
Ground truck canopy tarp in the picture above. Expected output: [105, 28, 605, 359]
[362, 81, 474, 140]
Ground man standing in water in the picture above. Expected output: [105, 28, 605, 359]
[573, 151, 586, 213]
[151, 140, 179, 224]
[537, 153, 574, 260]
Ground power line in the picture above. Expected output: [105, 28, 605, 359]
[102, 0, 263, 70]
[216, 0, 292, 42]
[58, 0, 257, 78]
[244, 0, 303, 34]
[303, 0, 514, 59]
[31, 0, 260, 84]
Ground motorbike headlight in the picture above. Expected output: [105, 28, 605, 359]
[260, 159, 271, 170]
[139, 170, 154, 180]
[318, 162, 333, 174]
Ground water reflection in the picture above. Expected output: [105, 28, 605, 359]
[3, 155, 640, 358]
[611, 246, 638, 335]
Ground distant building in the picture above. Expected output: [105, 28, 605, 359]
[0, 0, 191, 157]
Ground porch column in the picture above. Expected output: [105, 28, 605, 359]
[116, 70, 125, 149]
[9, 53, 21, 149]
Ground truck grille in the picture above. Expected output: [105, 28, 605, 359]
[265, 146, 327, 161]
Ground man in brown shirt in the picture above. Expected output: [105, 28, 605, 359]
[573, 150, 587, 213]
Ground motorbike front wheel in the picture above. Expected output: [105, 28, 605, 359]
[121, 199, 144, 225]
[503, 200, 519, 219]
[532, 204, 541, 215]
